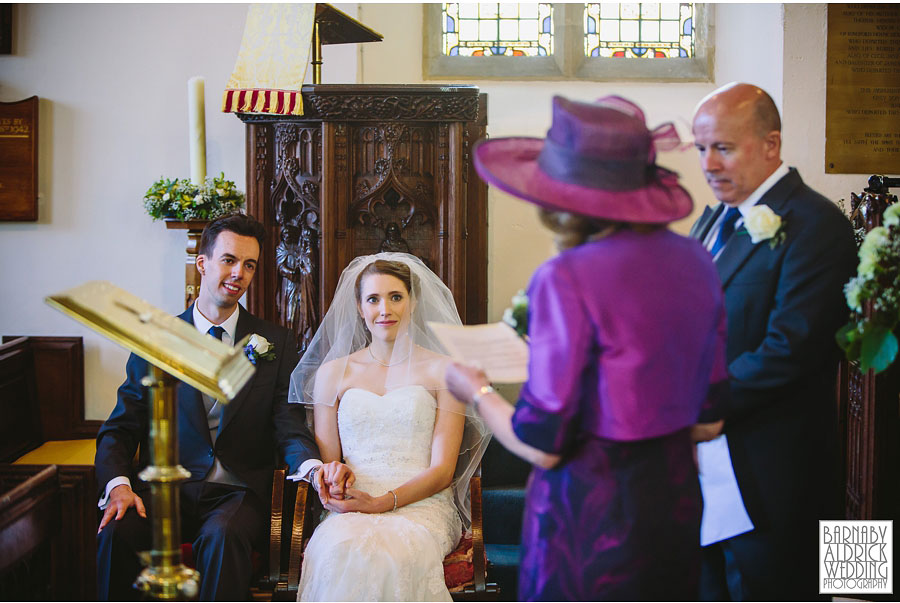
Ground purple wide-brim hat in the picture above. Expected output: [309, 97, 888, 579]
[473, 96, 693, 224]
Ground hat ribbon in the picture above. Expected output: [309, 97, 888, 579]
[537, 138, 651, 192]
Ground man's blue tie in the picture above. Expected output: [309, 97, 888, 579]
[208, 326, 225, 341]
[710, 207, 741, 257]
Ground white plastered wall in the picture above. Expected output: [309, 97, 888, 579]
[0, 3, 862, 421]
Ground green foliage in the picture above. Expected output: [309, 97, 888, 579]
[838, 203, 900, 374]
[142, 172, 245, 222]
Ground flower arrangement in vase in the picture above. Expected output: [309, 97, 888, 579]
[143, 172, 245, 222]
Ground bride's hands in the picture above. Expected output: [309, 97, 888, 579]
[323, 487, 393, 515]
[315, 461, 355, 505]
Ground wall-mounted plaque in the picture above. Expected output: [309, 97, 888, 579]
[0, 96, 39, 221]
[826, 4, 900, 174]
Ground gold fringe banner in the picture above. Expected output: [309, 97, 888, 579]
[222, 4, 314, 116]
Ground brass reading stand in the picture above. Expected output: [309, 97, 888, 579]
[311, 4, 382, 84]
[46, 281, 256, 600]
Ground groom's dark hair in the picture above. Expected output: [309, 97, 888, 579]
[199, 213, 266, 257]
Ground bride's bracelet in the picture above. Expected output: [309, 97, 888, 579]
[388, 489, 398, 512]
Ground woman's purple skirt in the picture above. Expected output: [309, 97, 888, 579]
[519, 427, 702, 601]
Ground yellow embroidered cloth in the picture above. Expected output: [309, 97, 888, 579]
[222, 4, 314, 116]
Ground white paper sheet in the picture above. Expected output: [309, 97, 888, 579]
[698, 434, 755, 546]
[426, 321, 529, 383]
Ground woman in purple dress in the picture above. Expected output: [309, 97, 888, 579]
[445, 95, 729, 601]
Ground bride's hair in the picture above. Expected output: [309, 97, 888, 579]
[354, 259, 416, 301]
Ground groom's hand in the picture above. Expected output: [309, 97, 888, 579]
[324, 487, 391, 514]
[98, 484, 146, 533]
[316, 461, 355, 505]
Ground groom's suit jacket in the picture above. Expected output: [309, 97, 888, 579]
[689, 168, 856, 535]
[95, 304, 318, 505]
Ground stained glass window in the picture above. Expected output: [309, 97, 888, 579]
[584, 3, 694, 58]
[442, 3, 553, 57]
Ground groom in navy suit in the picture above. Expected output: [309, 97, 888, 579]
[95, 214, 321, 600]
[690, 83, 857, 600]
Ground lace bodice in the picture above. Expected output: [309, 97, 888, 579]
[339, 386, 452, 506]
[298, 385, 461, 601]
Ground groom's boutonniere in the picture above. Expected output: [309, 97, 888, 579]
[243, 334, 276, 365]
[743, 205, 786, 249]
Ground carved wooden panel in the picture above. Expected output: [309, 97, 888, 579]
[838, 183, 900, 520]
[272, 125, 322, 354]
[239, 85, 488, 352]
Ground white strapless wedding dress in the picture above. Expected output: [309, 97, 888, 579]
[297, 385, 462, 602]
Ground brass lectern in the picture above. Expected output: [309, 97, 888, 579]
[46, 281, 256, 600]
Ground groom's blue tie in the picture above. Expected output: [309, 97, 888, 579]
[710, 207, 741, 257]
[208, 325, 225, 341]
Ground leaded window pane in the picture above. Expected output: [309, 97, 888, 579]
[584, 3, 694, 58]
[442, 3, 554, 57]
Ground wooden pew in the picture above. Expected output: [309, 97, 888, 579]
[0, 336, 99, 600]
[0, 465, 61, 599]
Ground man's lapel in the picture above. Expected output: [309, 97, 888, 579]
[177, 305, 212, 442]
[716, 169, 799, 288]
[219, 305, 255, 434]
[690, 204, 722, 242]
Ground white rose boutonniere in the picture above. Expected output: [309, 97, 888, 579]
[743, 205, 786, 248]
[243, 334, 276, 365]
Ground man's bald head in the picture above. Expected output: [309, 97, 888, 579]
[695, 83, 781, 138]
[692, 83, 784, 206]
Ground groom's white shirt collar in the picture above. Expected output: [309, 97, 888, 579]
[192, 303, 239, 346]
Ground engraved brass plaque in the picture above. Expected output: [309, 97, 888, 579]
[826, 4, 900, 174]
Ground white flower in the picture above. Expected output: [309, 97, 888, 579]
[884, 203, 900, 229]
[248, 334, 272, 355]
[216, 188, 226, 197]
[844, 276, 864, 313]
[162, 192, 170, 201]
[743, 205, 783, 244]
[858, 226, 889, 278]
[511, 290, 528, 308]
[502, 307, 517, 328]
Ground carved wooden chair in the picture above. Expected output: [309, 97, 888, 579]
[250, 468, 498, 601]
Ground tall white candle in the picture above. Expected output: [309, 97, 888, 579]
[188, 76, 207, 186]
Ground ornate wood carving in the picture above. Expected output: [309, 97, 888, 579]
[240, 86, 481, 124]
[350, 123, 437, 266]
[238, 85, 488, 351]
[272, 125, 322, 354]
[839, 179, 900, 520]
[254, 126, 269, 183]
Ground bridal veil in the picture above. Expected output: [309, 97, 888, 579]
[288, 252, 491, 530]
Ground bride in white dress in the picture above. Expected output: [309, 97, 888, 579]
[288, 253, 490, 602]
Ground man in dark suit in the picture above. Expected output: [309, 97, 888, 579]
[689, 83, 857, 600]
[95, 214, 329, 600]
